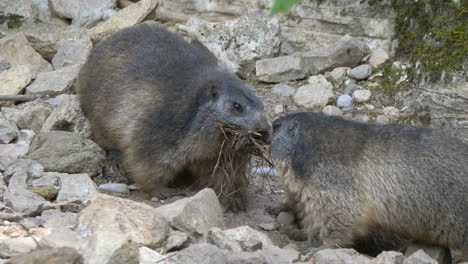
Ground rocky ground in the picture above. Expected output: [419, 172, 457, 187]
[0, 0, 467, 263]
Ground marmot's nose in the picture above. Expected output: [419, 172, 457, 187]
[252, 115, 270, 133]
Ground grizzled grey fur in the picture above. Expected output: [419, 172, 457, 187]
[270, 112, 468, 256]
[78, 22, 268, 210]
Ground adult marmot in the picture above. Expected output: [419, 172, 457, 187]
[270, 112, 468, 256]
[78, 22, 268, 210]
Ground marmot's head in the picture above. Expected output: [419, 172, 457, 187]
[198, 71, 268, 134]
[270, 114, 301, 166]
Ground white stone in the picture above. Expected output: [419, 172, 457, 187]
[353, 89, 372, 103]
[322, 105, 343, 116]
[293, 83, 334, 108]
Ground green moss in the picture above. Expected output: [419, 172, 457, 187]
[370, 60, 414, 97]
[391, 0, 467, 82]
[0, 12, 25, 29]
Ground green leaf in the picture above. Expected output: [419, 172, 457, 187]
[270, 0, 301, 15]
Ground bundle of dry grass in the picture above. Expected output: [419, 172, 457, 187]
[207, 119, 272, 199]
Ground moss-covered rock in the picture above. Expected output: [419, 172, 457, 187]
[390, 0, 467, 82]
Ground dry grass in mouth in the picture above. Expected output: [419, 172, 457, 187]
[201, 114, 274, 198]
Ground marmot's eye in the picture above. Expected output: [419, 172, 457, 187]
[233, 102, 243, 112]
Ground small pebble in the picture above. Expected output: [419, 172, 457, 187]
[336, 94, 353, 110]
[383, 106, 400, 120]
[349, 64, 372, 80]
[376, 115, 390, 125]
[273, 104, 284, 115]
[322, 105, 343, 116]
[277, 211, 295, 226]
[352, 89, 371, 103]
[98, 183, 130, 194]
[259, 221, 279, 231]
[353, 114, 369, 123]
[271, 83, 295, 97]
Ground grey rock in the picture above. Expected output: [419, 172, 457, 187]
[226, 250, 269, 264]
[312, 248, 372, 264]
[336, 94, 353, 110]
[0, 156, 22, 173]
[6, 247, 83, 264]
[41, 94, 92, 138]
[0, 0, 51, 24]
[0, 115, 20, 144]
[353, 114, 369, 123]
[26, 131, 105, 177]
[139, 246, 167, 263]
[403, 250, 438, 264]
[256, 56, 305, 83]
[5, 159, 43, 192]
[353, 89, 372, 103]
[98, 183, 130, 194]
[164, 230, 188, 252]
[405, 244, 451, 264]
[38, 209, 78, 229]
[308, 74, 333, 87]
[2, 99, 53, 133]
[25, 64, 81, 97]
[208, 227, 243, 252]
[326, 67, 348, 88]
[259, 221, 279, 231]
[16, 129, 35, 146]
[28, 171, 61, 189]
[79, 231, 136, 264]
[383, 106, 400, 121]
[3, 189, 52, 216]
[0, 65, 34, 100]
[261, 245, 301, 264]
[0, 56, 11, 72]
[371, 251, 404, 264]
[271, 83, 296, 97]
[56, 173, 98, 203]
[49, 0, 117, 28]
[223, 226, 273, 252]
[277, 211, 295, 226]
[171, 243, 227, 264]
[38, 227, 85, 250]
[322, 105, 343, 116]
[0, 237, 37, 257]
[293, 83, 334, 108]
[376, 115, 390, 125]
[156, 188, 223, 241]
[273, 104, 284, 115]
[299, 35, 370, 75]
[349, 64, 373, 80]
[412, 84, 468, 142]
[0, 23, 88, 60]
[0, 33, 52, 75]
[77, 194, 169, 247]
[91, 0, 158, 41]
[191, 11, 281, 74]
[52, 38, 92, 69]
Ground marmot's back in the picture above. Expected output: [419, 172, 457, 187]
[78, 22, 219, 150]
